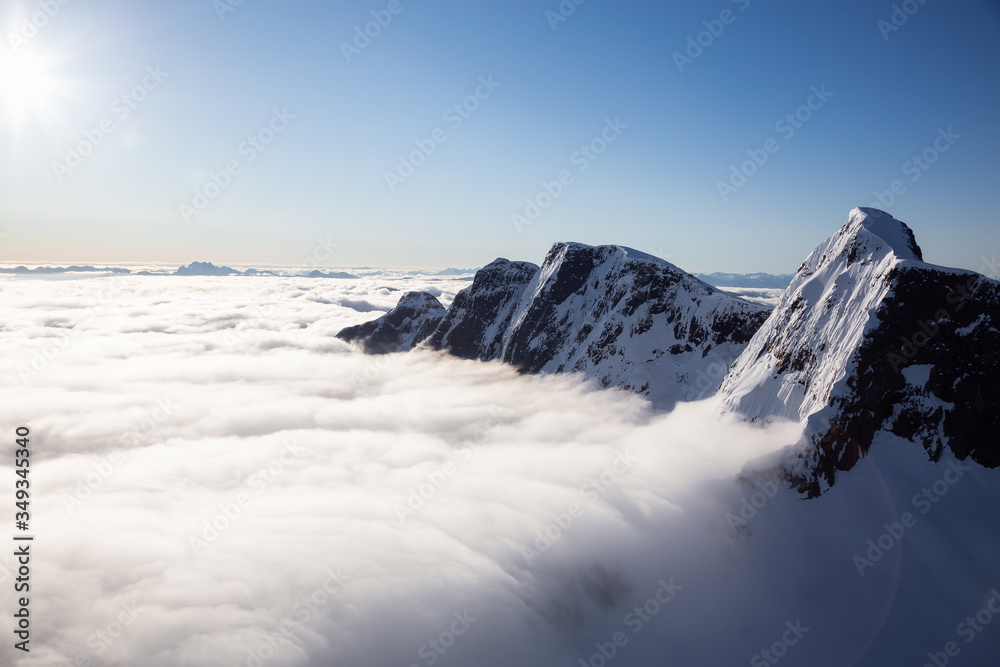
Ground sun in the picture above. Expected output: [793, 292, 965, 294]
[0, 48, 62, 125]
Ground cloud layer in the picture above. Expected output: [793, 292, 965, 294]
[1, 274, 999, 667]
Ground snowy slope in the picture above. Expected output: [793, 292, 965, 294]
[429, 242, 770, 410]
[720, 208, 1000, 495]
[336, 291, 446, 354]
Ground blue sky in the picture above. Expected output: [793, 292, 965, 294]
[0, 0, 997, 272]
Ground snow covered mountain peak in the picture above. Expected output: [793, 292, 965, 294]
[427, 240, 771, 409]
[718, 208, 918, 426]
[720, 208, 1000, 495]
[793, 208, 922, 290]
[848, 207, 923, 262]
[336, 291, 446, 354]
[545, 241, 678, 270]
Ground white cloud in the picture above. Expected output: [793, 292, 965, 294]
[0, 274, 998, 667]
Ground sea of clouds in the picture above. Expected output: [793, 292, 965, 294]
[1, 273, 999, 667]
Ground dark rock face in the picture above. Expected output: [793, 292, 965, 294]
[719, 208, 1000, 496]
[797, 267, 1000, 496]
[337, 243, 769, 409]
[498, 243, 768, 371]
[425, 259, 539, 361]
[336, 292, 446, 355]
[428, 243, 770, 409]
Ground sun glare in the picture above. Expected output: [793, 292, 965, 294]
[0, 49, 61, 124]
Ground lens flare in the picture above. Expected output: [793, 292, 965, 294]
[0, 45, 67, 130]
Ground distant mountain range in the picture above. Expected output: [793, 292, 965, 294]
[0, 265, 131, 274]
[337, 208, 1000, 494]
[173, 261, 244, 276]
[696, 272, 794, 289]
[0, 261, 789, 286]
[0, 261, 358, 279]
[434, 267, 480, 276]
[172, 261, 359, 278]
[0, 261, 489, 279]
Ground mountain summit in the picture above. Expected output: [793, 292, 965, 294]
[334, 209, 999, 496]
[720, 207, 1000, 495]
[432, 242, 769, 410]
[338, 242, 770, 410]
[336, 291, 446, 354]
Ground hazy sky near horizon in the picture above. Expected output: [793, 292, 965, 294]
[0, 0, 998, 272]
